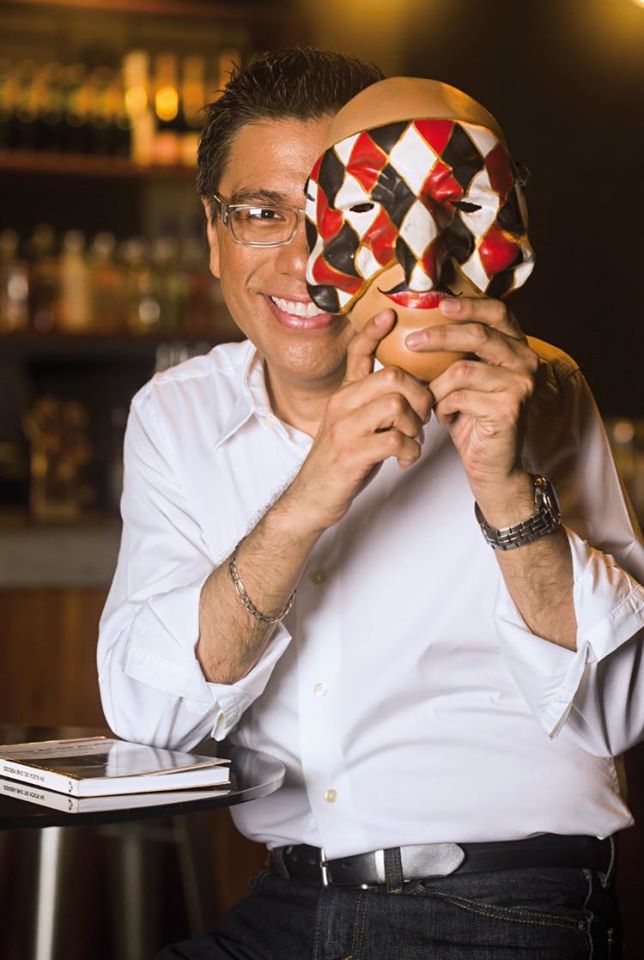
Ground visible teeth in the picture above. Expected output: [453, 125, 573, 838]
[270, 295, 325, 318]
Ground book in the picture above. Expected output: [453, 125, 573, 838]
[0, 776, 230, 814]
[0, 737, 230, 798]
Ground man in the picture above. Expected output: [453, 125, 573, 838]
[98, 49, 644, 959]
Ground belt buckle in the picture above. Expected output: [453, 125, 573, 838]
[320, 847, 330, 886]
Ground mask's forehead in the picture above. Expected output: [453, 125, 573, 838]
[331, 119, 511, 199]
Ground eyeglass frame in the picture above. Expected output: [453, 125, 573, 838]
[210, 192, 307, 248]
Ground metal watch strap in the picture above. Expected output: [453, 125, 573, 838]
[474, 475, 561, 551]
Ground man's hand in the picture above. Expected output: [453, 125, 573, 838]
[405, 296, 539, 516]
[283, 309, 433, 534]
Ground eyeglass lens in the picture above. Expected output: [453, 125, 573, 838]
[229, 205, 298, 245]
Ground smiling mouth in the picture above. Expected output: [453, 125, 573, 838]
[266, 294, 336, 330]
[380, 281, 461, 309]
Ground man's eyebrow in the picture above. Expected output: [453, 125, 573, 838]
[228, 188, 288, 205]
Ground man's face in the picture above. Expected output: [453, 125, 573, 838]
[305, 118, 534, 314]
[205, 116, 354, 401]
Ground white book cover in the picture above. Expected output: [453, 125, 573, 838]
[0, 776, 230, 813]
[0, 737, 230, 797]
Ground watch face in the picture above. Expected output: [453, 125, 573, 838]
[535, 476, 560, 519]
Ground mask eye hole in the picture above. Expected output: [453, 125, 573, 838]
[349, 202, 375, 213]
[453, 200, 482, 214]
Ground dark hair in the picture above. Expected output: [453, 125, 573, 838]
[196, 47, 384, 199]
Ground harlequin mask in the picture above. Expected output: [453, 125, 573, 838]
[304, 78, 535, 380]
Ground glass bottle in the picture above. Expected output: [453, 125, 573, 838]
[0, 229, 29, 332]
[180, 55, 205, 167]
[29, 224, 61, 333]
[122, 237, 161, 334]
[59, 229, 91, 332]
[89, 231, 125, 333]
[151, 235, 186, 332]
[122, 49, 154, 165]
[152, 53, 182, 166]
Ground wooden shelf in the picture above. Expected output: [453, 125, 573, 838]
[0, 330, 239, 360]
[0, 149, 197, 181]
[7, 0, 274, 22]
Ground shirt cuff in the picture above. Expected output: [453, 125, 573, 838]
[205, 621, 293, 740]
[496, 527, 644, 738]
[123, 575, 212, 701]
[123, 576, 294, 741]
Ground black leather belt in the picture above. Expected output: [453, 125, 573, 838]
[269, 835, 613, 887]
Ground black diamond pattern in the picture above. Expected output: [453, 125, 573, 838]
[442, 125, 484, 189]
[372, 163, 416, 228]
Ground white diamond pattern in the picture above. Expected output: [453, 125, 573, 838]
[462, 122, 498, 158]
[460, 249, 489, 291]
[334, 133, 360, 166]
[399, 200, 438, 258]
[389, 124, 439, 194]
[355, 244, 382, 280]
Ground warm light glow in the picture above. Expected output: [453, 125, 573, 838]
[125, 85, 147, 116]
[631, 0, 644, 8]
[155, 86, 178, 122]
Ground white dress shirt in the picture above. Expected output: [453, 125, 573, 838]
[98, 338, 644, 858]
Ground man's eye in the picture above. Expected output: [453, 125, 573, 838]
[349, 202, 375, 213]
[453, 201, 482, 214]
[236, 207, 285, 223]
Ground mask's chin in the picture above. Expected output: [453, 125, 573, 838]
[347, 263, 482, 383]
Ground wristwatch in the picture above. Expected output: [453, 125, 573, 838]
[474, 475, 561, 551]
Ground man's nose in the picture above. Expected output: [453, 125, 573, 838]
[274, 218, 309, 279]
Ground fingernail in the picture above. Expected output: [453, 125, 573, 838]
[405, 332, 424, 349]
[375, 310, 393, 327]
[440, 298, 461, 315]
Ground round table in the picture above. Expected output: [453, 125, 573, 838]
[0, 724, 285, 960]
[0, 723, 285, 829]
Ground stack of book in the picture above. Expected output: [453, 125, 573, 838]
[0, 736, 230, 813]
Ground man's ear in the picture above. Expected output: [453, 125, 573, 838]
[202, 198, 221, 278]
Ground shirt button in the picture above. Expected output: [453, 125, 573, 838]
[309, 570, 327, 585]
[323, 788, 337, 804]
[313, 682, 327, 697]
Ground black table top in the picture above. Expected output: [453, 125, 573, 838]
[0, 724, 285, 830]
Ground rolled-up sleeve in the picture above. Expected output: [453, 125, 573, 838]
[97, 389, 292, 750]
[495, 353, 644, 756]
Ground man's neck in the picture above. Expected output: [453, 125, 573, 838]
[265, 363, 344, 437]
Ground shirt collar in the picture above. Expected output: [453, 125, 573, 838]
[213, 342, 310, 451]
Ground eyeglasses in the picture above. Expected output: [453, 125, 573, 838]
[211, 193, 306, 247]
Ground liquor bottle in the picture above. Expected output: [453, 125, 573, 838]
[8, 59, 38, 150]
[105, 70, 131, 157]
[122, 237, 161, 334]
[88, 231, 125, 332]
[180, 55, 205, 166]
[29, 224, 61, 333]
[122, 50, 154, 165]
[151, 235, 186, 332]
[61, 63, 90, 154]
[36, 62, 65, 152]
[152, 53, 183, 166]
[0, 58, 12, 148]
[181, 227, 212, 334]
[59, 230, 91, 332]
[86, 66, 113, 155]
[0, 229, 29, 332]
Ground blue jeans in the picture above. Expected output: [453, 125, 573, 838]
[156, 863, 621, 959]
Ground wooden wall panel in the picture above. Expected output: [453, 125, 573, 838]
[0, 588, 108, 727]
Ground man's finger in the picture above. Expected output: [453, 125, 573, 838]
[406, 321, 537, 374]
[438, 296, 523, 340]
[344, 309, 396, 384]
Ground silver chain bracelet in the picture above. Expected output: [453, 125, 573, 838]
[228, 549, 296, 624]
